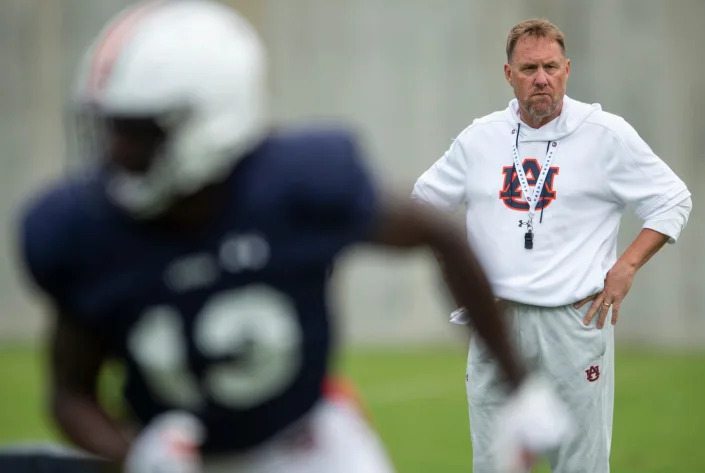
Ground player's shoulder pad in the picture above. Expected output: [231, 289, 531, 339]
[19, 176, 91, 288]
[260, 125, 363, 181]
[21, 177, 86, 240]
[258, 125, 376, 217]
[271, 124, 357, 144]
[266, 125, 359, 161]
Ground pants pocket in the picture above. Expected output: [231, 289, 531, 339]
[568, 303, 607, 360]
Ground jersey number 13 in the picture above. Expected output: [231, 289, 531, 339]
[127, 285, 303, 409]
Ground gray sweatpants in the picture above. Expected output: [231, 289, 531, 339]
[466, 301, 615, 473]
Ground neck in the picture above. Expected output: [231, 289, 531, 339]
[520, 100, 564, 129]
[152, 183, 226, 232]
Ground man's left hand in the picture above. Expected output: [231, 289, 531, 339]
[575, 261, 636, 329]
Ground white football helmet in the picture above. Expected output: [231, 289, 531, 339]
[73, 0, 268, 218]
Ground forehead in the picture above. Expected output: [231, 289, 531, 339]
[512, 36, 564, 64]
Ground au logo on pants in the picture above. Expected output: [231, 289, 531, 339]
[585, 365, 600, 382]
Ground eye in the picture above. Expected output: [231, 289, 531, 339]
[522, 65, 537, 72]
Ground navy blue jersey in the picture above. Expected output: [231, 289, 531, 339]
[19, 128, 378, 452]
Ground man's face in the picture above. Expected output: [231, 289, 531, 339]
[504, 36, 570, 125]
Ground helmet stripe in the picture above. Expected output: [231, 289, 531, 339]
[89, 0, 166, 99]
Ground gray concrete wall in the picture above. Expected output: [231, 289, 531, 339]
[2, 0, 703, 346]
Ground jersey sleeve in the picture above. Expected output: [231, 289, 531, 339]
[606, 118, 691, 239]
[411, 136, 468, 212]
[288, 130, 379, 253]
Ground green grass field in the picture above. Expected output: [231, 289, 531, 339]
[1, 344, 704, 472]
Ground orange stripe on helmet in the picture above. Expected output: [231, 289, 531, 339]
[88, 0, 166, 99]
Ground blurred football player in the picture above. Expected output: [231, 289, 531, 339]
[18, 1, 570, 472]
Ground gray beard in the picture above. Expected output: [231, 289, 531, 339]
[527, 103, 556, 120]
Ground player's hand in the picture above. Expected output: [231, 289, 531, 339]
[578, 261, 636, 329]
[124, 411, 205, 473]
[492, 375, 574, 473]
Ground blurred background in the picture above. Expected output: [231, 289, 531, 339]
[0, 1, 703, 472]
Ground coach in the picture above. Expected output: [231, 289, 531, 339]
[412, 19, 691, 473]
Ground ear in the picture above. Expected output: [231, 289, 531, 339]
[504, 63, 512, 86]
[565, 58, 571, 79]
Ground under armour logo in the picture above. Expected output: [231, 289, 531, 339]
[518, 220, 528, 227]
[585, 365, 600, 382]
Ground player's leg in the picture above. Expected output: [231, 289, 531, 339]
[538, 304, 614, 473]
[205, 387, 395, 473]
[307, 397, 395, 473]
[315, 375, 394, 472]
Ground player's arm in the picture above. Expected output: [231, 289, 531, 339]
[50, 311, 205, 473]
[367, 195, 525, 389]
[49, 308, 131, 463]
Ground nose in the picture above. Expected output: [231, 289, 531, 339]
[534, 68, 549, 87]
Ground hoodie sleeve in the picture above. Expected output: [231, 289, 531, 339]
[642, 196, 691, 243]
[411, 137, 468, 212]
[606, 117, 691, 243]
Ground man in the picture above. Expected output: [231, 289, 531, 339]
[412, 18, 692, 473]
[18, 3, 569, 473]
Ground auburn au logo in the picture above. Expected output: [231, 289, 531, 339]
[585, 365, 600, 382]
[499, 158, 559, 211]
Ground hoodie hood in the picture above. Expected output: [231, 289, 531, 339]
[508, 95, 601, 142]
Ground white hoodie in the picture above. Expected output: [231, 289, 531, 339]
[412, 96, 691, 307]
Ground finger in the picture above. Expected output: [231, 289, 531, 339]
[596, 301, 611, 329]
[573, 297, 587, 309]
[574, 293, 598, 309]
[583, 297, 602, 326]
[611, 301, 621, 325]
